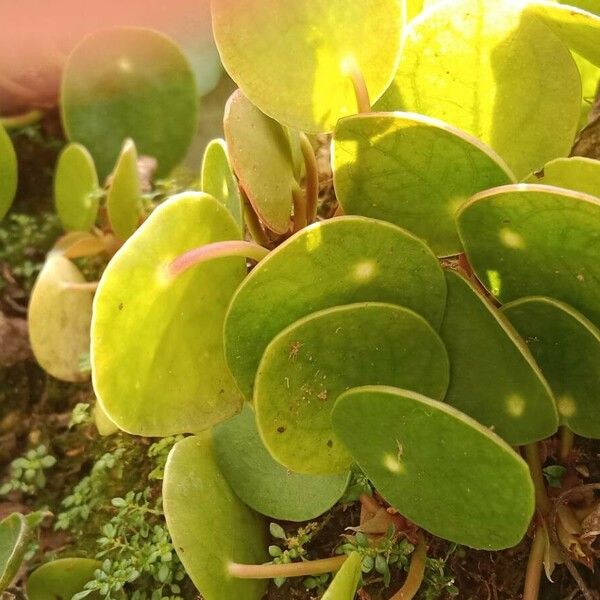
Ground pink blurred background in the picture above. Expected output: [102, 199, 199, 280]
[0, 0, 220, 114]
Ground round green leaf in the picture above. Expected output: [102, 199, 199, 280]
[322, 552, 362, 600]
[163, 434, 269, 600]
[106, 139, 142, 240]
[527, 1, 600, 67]
[333, 112, 515, 256]
[223, 90, 295, 234]
[29, 254, 93, 382]
[61, 27, 198, 179]
[212, 0, 403, 132]
[457, 184, 600, 328]
[255, 303, 449, 474]
[54, 143, 100, 232]
[525, 157, 600, 197]
[439, 270, 557, 445]
[502, 296, 600, 438]
[91, 192, 245, 436]
[27, 558, 100, 600]
[0, 513, 30, 592]
[0, 124, 17, 221]
[214, 403, 349, 520]
[332, 386, 535, 550]
[201, 138, 243, 230]
[224, 216, 447, 400]
[377, 0, 581, 178]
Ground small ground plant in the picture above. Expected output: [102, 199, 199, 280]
[2, 0, 600, 599]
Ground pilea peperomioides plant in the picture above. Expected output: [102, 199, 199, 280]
[11, 0, 600, 598]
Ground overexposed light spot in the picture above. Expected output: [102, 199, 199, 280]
[304, 226, 323, 252]
[117, 57, 133, 73]
[353, 260, 377, 282]
[499, 227, 525, 250]
[558, 395, 577, 418]
[340, 55, 358, 77]
[383, 452, 405, 474]
[486, 270, 502, 297]
[506, 394, 525, 418]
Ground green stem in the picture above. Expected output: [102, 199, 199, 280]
[292, 184, 307, 233]
[390, 534, 427, 600]
[228, 555, 346, 579]
[169, 241, 269, 277]
[558, 426, 575, 464]
[525, 443, 551, 516]
[522, 526, 546, 600]
[344, 59, 371, 113]
[0, 109, 43, 129]
[299, 133, 319, 223]
[241, 190, 270, 247]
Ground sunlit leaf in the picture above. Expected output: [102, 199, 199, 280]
[106, 139, 142, 240]
[54, 143, 100, 232]
[457, 184, 600, 328]
[27, 558, 101, 600]
[572, 52, 600, 128]
[527, 0, 600, 67]
[29, 254, 93, 382]
[224, 90, 295, 233]
[224, 216, 447, 400]
[201, 138, 243, 230]
[332, 386, 535, 550]
[61, 27, 198, 179]
[502, 296, 600, 438]
[439, 269, 557, 445]
[214, 403, 349, 520]
[255, 303, 449, 474]
[52, 231, 107, 260]
[91, 192, 245, 436]
[333, 112, 514, 256]
[163, 434, 269, 600]
[0, 513, 30, 592]
[212, 0, 403, 132]
[525, 157, 600, 197]
[0, 124, 17, 221]
[377, 0, 581, 178]
[321, 552, 362, 600]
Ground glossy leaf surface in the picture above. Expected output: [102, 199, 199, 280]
[225, 217, 447, 400]
[201, 138, 243, 230]
[457, 184, 600, 328]
[106, 139, 142, 240]
[321, 552, 362, 600]
[54, 143, 100, 232]
[0, 124, 17, 221]
[0, 513, 30, 591]
[255, 303, 449, 474]
[92, 193, 245, 436]
[440, 270, 557, 445]
[525, 157, 600, 197]
[332, 386, 535, 550]
[224, 90, 296, 233]
[214, 403, 349, 520]
[377, 0, 581, 178]
[212, 0, 403, 132]
[333, 112, 514, 256]
[61, 27, 197, 178]
[29, 255, 93, 382]
[27, 558, 100, 600]
[163, 434, 269, 600]
[502, 297, 600, 438]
